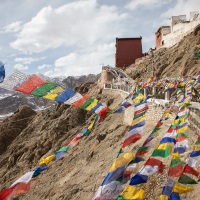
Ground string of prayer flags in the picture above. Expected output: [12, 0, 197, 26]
[121, 92, 147, 148]
[135, 106, 172, 159]
[124, 105, 182, 198]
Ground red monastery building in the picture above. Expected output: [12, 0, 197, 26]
[115, 37, 143, 69]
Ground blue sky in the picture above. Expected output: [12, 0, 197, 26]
[0, 0, 199, 77]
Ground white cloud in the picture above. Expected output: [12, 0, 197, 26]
[38, 64, 52, 69]
[125, 0, 172, 10]
[14, 63, 28, 70]
[2, 21, 22, 33]
[161, 0, 200, 18]
[15, 57, 35, 64]
[45, 42, 115, 77]
[14, 56, 45, 64]
[10, 0, 127, 53]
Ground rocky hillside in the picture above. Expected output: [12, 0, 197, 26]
[0, 28, 199, 200]
[0, 82, 127, 199]
[125, 29, 200, 81]
[61, 74, 100, 89]
[0, 79, 199, 200]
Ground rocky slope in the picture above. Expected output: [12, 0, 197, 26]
[125, 29, 200, 81]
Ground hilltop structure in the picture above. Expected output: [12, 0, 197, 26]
[115, 37, 143, 69]
[156, 11, 200, 48]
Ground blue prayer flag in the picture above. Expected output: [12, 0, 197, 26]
[0, 61, 5, 83]
[130, 172, 148, 185]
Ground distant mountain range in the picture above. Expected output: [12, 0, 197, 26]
[0, 73, 100, 118]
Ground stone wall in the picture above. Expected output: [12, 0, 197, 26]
[98, 69, 113, 89]
[189, 107, 200, 133]
[162, 19, 200, 48]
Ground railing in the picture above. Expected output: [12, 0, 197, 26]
[103, 83, 200, 110]
[103, 83, 132, 93]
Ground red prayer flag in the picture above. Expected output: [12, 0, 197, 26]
[72, 95, 88, 107]
[134, 105, 148, 115]
[183, 164, 199, 178]
[98, 107, 110, 122]
[122, 134, 141, 148]
[12, 181, 32, 195]
[144, 158, 164, 173]
[0, 187, 14, 200]
[176, 136, 187, 142]
[155, 121, 163, 127]
[16, 74, 47, 94]
[168, 164, 184, 177]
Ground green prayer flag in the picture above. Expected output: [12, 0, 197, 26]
[194, 52, 200, 57]
[195, 140, 200, 145]
[31, 83, 57, 97]
[133, 111, 146, 120]
[176, 133, 188, 138]
[80, 97, 95, 109]
[170, 158, 185, 167]
[83, 128, 91, 136]
[56, 146, 70, 153]
[178, 174, 198, 184]
[137, 146, 148, 153]
[151, 146, 171, 158]
[151, 127, 161, 134]
[178, 113, 188, 119]
[116, 197, 125, 200]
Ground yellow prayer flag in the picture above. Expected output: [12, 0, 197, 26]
[157, 143, 171, 150]
[177, 126, 188, 133]
[85, 99, 98, 111]
[43, 93, 58, 100]
[39, 155, 55, 166]
[50, 86, 63, 94]
[132, 93, 145, 104]
[184, 99, 191, 105]
[172, 182, 194, 194]
[180, 82, 186, 87]
[88, 119, 95, 131]
[109, 152, 134, 172]
[159, 195, 168, 200]
[120, 185, 144, 199]
[194, 145, 200, 151]
[131, 116, 146, 126]
[172, 152, 180, 160]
